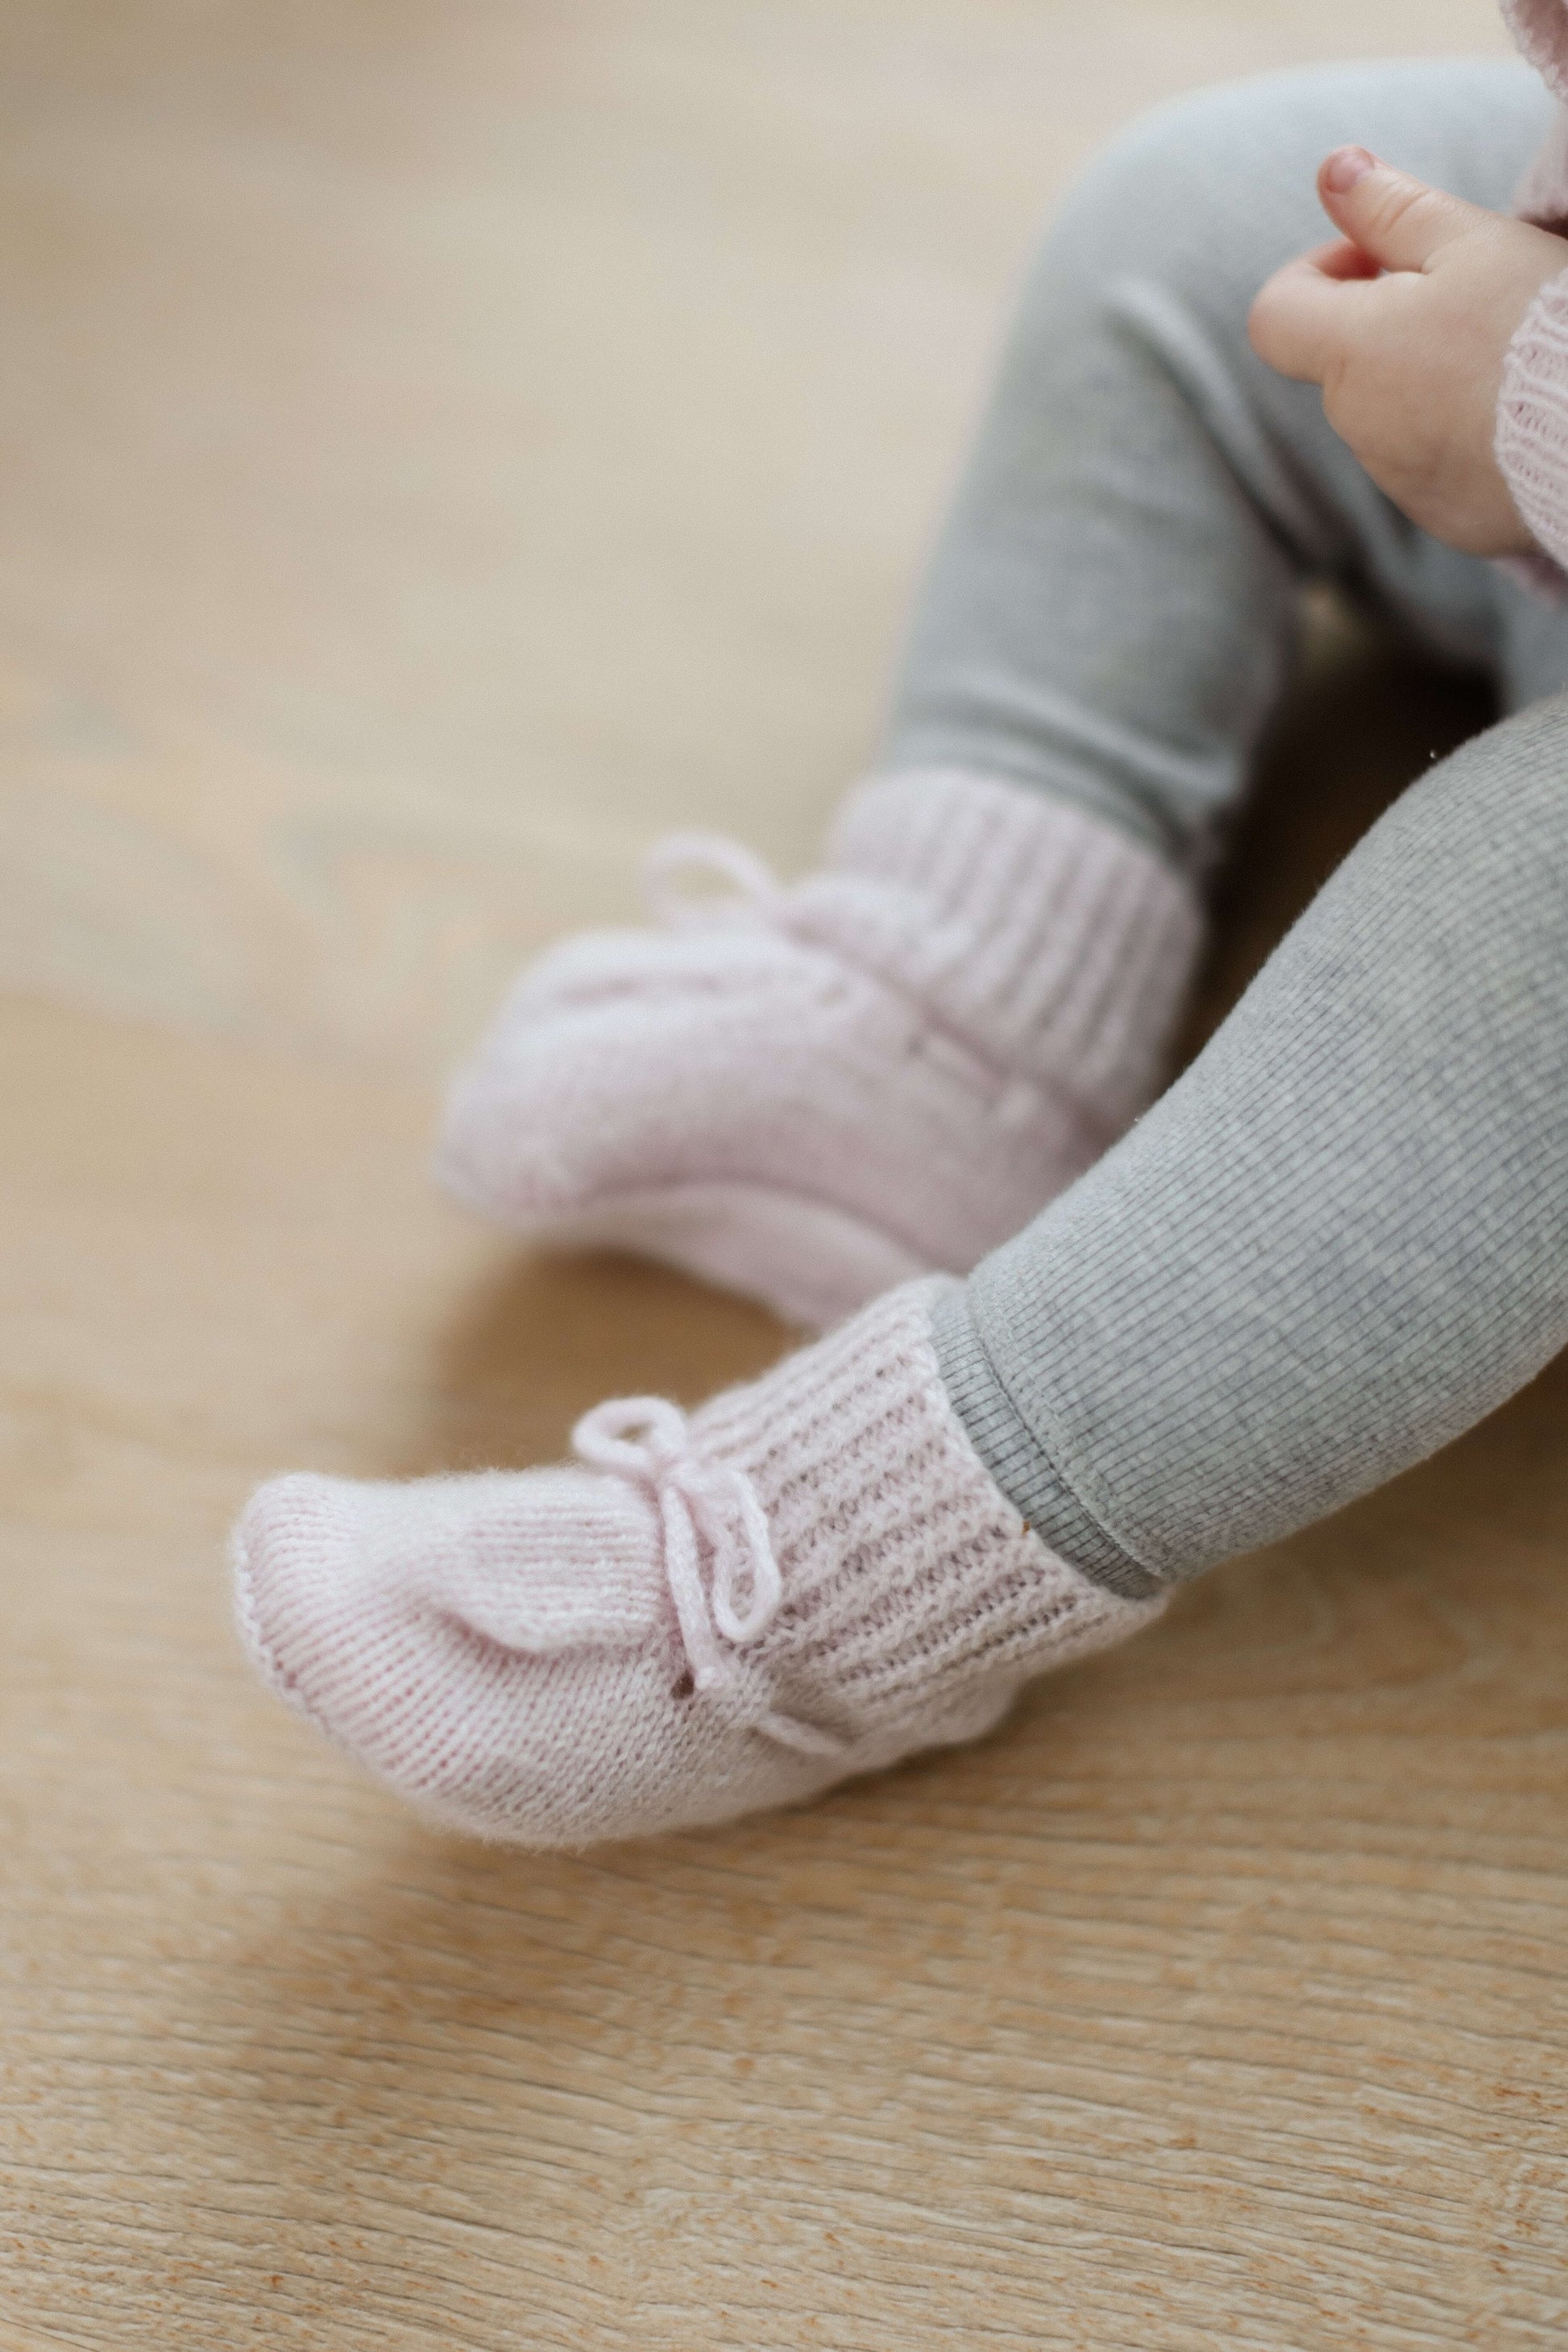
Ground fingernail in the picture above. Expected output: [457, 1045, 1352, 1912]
[1323, 145, 1378, 195]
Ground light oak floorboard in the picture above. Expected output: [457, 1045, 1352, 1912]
[4, 6, 1563, 2346]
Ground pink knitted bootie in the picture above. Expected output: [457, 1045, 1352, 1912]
[233, 1278, 1164, 1848]
[437, 772, 1201, 1327]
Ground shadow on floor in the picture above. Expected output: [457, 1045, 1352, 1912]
[1185, 591, 1494, 1049]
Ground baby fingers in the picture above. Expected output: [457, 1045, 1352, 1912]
[1247, 243, 1381, 385]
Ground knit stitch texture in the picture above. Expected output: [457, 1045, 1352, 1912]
[1496, 2, 1568, 571]
[1499, 267, 1568, 571]
[232, 1278, 1164, 1847]
[436, 769, 1200, 1327]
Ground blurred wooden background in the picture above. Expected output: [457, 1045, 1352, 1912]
[4, 4, 1566, 2346]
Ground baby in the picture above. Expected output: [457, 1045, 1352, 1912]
[233, 6, 1568, 1847]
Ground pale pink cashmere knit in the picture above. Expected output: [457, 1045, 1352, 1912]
[234, 1279, 1164, 1846]
[1498, 1, 1568, 568]
[438, 769, 1199, 1328]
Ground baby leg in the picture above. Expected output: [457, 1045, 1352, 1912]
[441, 61, 1559, 1326]
[236, 693, 1568, 1845]
[940, 690, 1568, 1597]
[886, 59, 1561, 857]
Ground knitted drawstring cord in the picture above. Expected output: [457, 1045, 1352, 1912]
[571, 1396, 844, 1755]
[641, 832, 786, 929]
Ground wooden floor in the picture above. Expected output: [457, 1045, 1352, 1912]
[6, 4, 1567, 2346]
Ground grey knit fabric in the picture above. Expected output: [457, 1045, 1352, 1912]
[907, 62, 1568, 1591]
[883, 60, 1567, 875]
[936, 699, 1568, 1595]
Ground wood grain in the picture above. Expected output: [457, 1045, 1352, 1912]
[4, 6, 1565, 2347]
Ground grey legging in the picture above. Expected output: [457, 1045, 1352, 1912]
[889, 60, 1568, 1598]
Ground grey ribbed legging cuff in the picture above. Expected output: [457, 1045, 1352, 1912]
[885, 60, 1568, 1594]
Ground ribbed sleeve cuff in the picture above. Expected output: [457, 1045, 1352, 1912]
[1497, 264, 1568, 574]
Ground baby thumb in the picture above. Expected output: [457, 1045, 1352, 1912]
[1317, 147, 1493, 270]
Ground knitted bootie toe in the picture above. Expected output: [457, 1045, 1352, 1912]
[232, 1279, 1165, 1848]
[436, 772, 1201, 1328]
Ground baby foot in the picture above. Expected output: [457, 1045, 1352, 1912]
[436, 771, 1201, 1327]
[232, 1278, 1165, 1847]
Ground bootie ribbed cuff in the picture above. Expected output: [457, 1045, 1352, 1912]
[811, 769, 1204, 1124]
[692, 1276, 1165, 1740]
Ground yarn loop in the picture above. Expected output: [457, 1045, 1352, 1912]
[641, 832, 786, 930]
[571, 1396, 844, 1754]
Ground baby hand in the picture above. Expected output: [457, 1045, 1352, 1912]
[1249, 147, 1568, 557]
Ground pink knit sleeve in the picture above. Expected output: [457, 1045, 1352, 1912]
[1496, 266, 1568, 574]
[1487, 5, 1568, 592]
[1513, 102, 1568, 230]
[1503, 1, 1568, 106]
